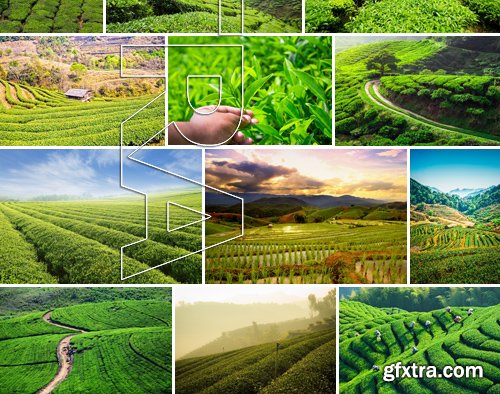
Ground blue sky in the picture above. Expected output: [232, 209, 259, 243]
[0, 149, 202, 200]
[411, 150, 499, 192]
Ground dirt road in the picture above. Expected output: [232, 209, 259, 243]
[37, 312, 87, 394]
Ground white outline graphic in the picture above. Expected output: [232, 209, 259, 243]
[119, 97, 244, 281]
[186, 75, 223, 115]
[121, 44, 245, 147]
[167, 201, 211, 233]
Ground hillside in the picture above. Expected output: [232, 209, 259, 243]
[107, 0, 301, 33]
[0, 296, 172, 393]
[176, 328, 335, 394]
[410, 204, 475, 227]
[0, 0, 102, 33]
[340, 300, 500, 392]
[336, 37, 500, 146]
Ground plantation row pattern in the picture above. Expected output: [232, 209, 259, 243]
[0, 0, 102, 33]
[340, 300, 500, 393]
[0, 192, 203, 284]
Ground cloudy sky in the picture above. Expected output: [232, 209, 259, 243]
[206, 149, 407, 201]
[0, 149, 202, 200]
[411, 149, 499, 192]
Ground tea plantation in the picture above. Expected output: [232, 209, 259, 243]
[0, 0, 102, 33]
[176, 328, 335, 393]
[340, 300, 500, 392]
[0, 299, 172, 393]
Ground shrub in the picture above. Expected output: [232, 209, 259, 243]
[463, 0, 500, 28]
[306, 0, 355, 32]
[346, 0, 478, 33]
[107, 0, 153, 23]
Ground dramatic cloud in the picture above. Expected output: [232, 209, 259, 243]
[206, 159, 326, 193]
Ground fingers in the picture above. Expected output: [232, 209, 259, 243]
[231, 132, 253, 145]
[216, 106, 255, 118]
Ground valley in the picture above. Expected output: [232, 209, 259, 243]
[206, 194, 407, 284]
[410, 176, 499, 284]
[336, 36, 500, 146]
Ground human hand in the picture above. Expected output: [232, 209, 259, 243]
[169, 105, 257, 145]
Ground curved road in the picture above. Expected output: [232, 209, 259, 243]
[364, 80, 491, 137]
[37, 312, 87, 394]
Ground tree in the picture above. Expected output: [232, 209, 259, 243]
[366, 51, 399, 77]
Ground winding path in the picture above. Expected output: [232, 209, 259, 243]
[37, 312, 87, 394]
[364, 80, 498, 141]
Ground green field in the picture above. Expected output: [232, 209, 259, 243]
[0, 0, 102, 33]
[0, 82, 162, 146]
[176, 327, 335, 393]
[107, 0, 301, 33]
[206, 220, 407, 284]
[0, 293, 171, 393]
[0, 191, 202, 284]
[410, 224, 500, 284]
[336, 37, 500, 146]
[339, 299, 500, 392]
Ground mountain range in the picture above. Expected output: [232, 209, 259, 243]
[206, 192, 387, 208]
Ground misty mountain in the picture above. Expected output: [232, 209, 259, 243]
[449, 187, 486, 198]
[206, 192, 386, 209]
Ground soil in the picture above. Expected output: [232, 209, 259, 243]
[37, 312, 87, 394]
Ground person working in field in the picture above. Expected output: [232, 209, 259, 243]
[168, 105, 257, 145]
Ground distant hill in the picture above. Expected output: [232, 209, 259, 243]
[449, 187, 485, 198]
[411, 179, 499, 230]
[206, 192, 386, 208]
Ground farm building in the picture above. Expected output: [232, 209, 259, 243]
[65, 89, 93, 102]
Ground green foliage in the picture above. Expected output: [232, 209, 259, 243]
[0, 0, 102, 32]
[168, 36, 332, 145]
[0, 193, 205, 284]
[107, 0, 300, 33]
[207, 221, 406, 284]
[340, 300, 500, 392]
[107, 0, 153, 24]
[306, 0, 354, 33]
[463, 0, 500, 28]
[345, 0, 478, 33]
[176, 329, 335, 394]
[51, 300, 171, 331]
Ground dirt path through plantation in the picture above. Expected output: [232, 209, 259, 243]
[37, 312, 87, 394]
[364, 80, 477, 134]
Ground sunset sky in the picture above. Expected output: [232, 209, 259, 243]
[206, 149, 407, 201]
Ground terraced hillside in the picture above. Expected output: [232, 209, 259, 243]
[0, 81, 161, 146]
[0, 299, 171, 393]
[0, 191, 202, 284]
[411, 224, 500, 284]
[176, 328, 336, 393]
[0, 0, 102, 33]
[340, 300, 500, 393]
[336, 37, 500, 146]
[207, 221, 407, 284]
[107, 0, 301, 33]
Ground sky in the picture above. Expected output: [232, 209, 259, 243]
[175, 286, 335, 306]
[0, 149, 202, 200]
[205, 149, 407, 201]
[411, 149, 499, 192]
